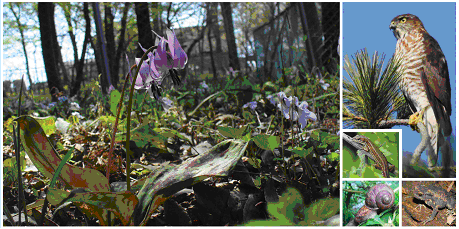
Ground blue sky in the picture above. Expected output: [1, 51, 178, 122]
[343, 2, 456, 166]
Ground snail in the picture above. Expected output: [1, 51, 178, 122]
[347, 184, 395, 226]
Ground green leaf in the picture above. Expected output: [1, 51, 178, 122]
[47, 188, 138, 226]
[35, 116, 57, 136]
[252, 134, 280, 151]
[303, 198, 340, 225]
[15, 116, 110, 192]
[327, 152, 340, 161]
[133, 139, 249, 226]
[217, 125, 247, 139]
[49, 147, 74, 189]
[291, 147, 313, 158]
[110, 89, 123, 116]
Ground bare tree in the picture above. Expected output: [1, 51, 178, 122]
[70, 3, 91, 97]
[37, 2, 63, 101]
[135, 2, 154, 58]
[220, 2, 240, 71]
[92, 2, 110, 94]
[104, 3, 130, 88]
[8, 3, 33, 89]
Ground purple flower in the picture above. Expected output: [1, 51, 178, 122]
[200, 81, 209, 90]
[266, 94, 276, 105]
[297, 101, 317, 130]
[58, 96, 68, 103]
[131, 29, 188, 100]
[166, 29, 188, 69]
[319, 79, 330, 90]
[277, 93, 299, 120]
[243, 101, 257, 110]
[108, 85, 116, 94]
[160, 97, 174, 112]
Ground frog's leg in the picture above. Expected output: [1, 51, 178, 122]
[420, 200, 439, 225]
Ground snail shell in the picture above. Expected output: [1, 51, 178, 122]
[365, 184, 394, 210]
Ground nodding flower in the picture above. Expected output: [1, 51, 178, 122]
[243, 101, 257, 111]
[274, 92, 317, 130]
[128, 28, 187, 110]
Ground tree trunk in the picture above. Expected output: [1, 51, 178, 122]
[206, 3, 217, 78]
[104, 3, 116, 86]
[151, 2, 161, 32]
[298, 2, 323, 69]
[60, 3, 78, 79]
[71, 2, 91, 97]
[220, 2, 240, 71]
[209, 3, 221, 52]
[321, 2, 339, 73]
[112, 3, 130, 89]
[135, 2, 154, 58]
[38, 2, 62, 101]
[9, 3, 33, 90]
[92, 2, 110, 94]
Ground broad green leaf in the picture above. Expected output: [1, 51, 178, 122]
[110, 89, 124, 116]
[303, 197, 340, 225]
[266, 187, 304, 225]
[327, 152, 340, 161]
[253, 134, 280, 151]
[133, 139, 249, 225]
[15, 116, 110, 192]
[47, 188, 138, 226]
[98, 115, 116, 127]
[290, 147, 313, 158]
[4, 116, 17, 133]
[217, 125, 247, 139]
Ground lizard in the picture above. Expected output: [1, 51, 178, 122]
[353, 135, 395, 178]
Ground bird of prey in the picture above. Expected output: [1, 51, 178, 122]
[389, 14, 452, 170]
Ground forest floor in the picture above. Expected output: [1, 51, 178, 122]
[3, 73, 340, 226]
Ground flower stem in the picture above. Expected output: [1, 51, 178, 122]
[106, 64, 136, 180]
[125, 46, 157, 191]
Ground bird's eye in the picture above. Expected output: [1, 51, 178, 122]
[400, 18, 407, 23]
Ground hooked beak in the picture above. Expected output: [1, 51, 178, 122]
[389, 23, 400, 39]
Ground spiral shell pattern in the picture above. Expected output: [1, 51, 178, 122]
[365, 184, 395, 210]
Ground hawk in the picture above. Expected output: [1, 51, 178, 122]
[389, 14, 452, 169]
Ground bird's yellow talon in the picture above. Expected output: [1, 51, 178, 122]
[408, 107, 428, 132]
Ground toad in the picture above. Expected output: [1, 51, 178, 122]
[413, 184, 456, 225]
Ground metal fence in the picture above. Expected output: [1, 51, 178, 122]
[252, 2, 339, 80]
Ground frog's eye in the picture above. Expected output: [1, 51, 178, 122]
[400, 18, 407, 23]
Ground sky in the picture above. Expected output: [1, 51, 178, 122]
[343, 2, 456, 166]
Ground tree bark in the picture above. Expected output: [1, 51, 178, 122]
[298, 2, 323, 68]
[9, 3, 33, 90]
[206, 3, 217, 78]
[112, 3, 130, 89]
[209, 3, 221, 52]
[38, 2, 62, 101]
[135, 2, 154, 58]
[104, 3, 116, 86]
[321, 2, 339, 73]
[220, 2, 240, 71]
[92, 2, 110, 94]
[70, 2, 91, 97]
[151, 2, 161, 33]
[60, 3, 78, 78]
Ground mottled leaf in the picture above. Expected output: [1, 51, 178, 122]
[133, 139, 248, 225]
[15, 116, 110, 192]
